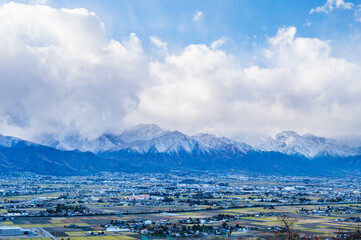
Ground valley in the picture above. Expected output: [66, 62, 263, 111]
[1, 172, 361, 239]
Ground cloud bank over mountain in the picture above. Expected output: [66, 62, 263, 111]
[0, 2, 361, 140]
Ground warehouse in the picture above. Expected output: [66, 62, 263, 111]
[0, 226, 32, 236]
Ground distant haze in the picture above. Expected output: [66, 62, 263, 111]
[0, 1, 361, 140]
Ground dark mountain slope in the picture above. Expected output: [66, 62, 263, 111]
[0, 145, 124, 175]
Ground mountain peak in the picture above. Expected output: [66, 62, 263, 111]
[0, 134, 21, 148]
[132, 123, 164, 132]
[275, 131, 300, 139]
[253, 130, 357, 158]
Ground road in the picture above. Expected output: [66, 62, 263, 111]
[39, 227, 58, 240]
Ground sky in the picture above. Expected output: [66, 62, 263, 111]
[0, 0, 361, 140]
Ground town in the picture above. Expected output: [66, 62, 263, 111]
[1, 172, 361, 239]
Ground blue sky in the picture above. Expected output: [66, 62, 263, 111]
[29, 0, 361, 57]
[0, 0, 361, 139]
[1, 0, 357, 57]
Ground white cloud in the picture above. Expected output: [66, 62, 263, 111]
[193, 11, 203, 21]
[303, 19, 312, 27]
[211, 37, 227, 49]
[0, 2, 147, 139]
[355, 5, 361, 22]
[310, 0, 353, 14]
[1, 2, 361, 140]
[150, 36, 167, 50]
[126, 26, 361, 137]
[29, 0, 48, 4]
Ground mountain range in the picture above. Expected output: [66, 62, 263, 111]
[1, 124, 361, 176]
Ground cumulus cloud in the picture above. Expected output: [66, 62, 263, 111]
[310, 0, 353, 14]
[126, 26, 361, 137]
[193, 11, 203, 21]
[1, 2, 361, 140]
[0, 2, 147, 139]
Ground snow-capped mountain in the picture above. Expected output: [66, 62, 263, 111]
[0, 134, 37, 148]
[35, 134, 119, 152]
[109, 131, 203, 154]
[0, 134, 22, 148]
[106, 130, 256, 156]
[115, 123, 168, 143]
[192, 133, 253, 154]
[255, 131, 357, 158]
[34, 124, 361, 158]
[34, 124, 167, 153]
[2, 126, 361, 176]
[35, 124, 256, 155]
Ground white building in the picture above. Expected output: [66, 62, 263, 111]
[0, 226, 33, 236]
[106, 226, 130, 232]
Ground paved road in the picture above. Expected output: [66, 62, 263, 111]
[39, 227, 58, 240]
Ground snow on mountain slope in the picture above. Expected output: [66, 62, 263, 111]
[115, 124, 168, 143]
[108, 129, 255, 155]
[192, 133, 253, 154]
[0, 134, 37, 148]
[256, 131, 356, 158]
[0, 134, 21, 148]
[35, 134, 118, 152]
[33, 124, 361, 158]
[109, 131, 208, 154]
[36, 124, 253, 155]
[34, 124, 167, 153]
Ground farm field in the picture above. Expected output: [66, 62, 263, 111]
[2, 172, 361, 239]
[2, 203, 361, 239]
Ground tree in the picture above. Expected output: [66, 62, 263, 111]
[274, 215, 299, 240]
[56, 203, 62, 213]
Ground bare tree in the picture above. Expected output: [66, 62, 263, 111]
[335, 224, 345, 239]
[348, 227, 361, 239]
[274, 215, 300, 240]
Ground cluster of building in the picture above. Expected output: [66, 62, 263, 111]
[1, 172, 361, 238]
[103, 215, 248, 238]
[297, 205, 361, 216]
[1, 172, 361, 219]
